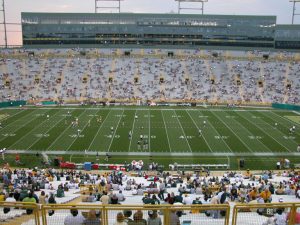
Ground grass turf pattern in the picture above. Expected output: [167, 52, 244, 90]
[0, 106, 298, 156]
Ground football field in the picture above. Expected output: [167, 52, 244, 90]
[0, 106, 299, 158]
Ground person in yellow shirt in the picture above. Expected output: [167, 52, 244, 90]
[260, 188, 272, 203]
[248, 187, 258, 200]
[0, 191, 5, 201]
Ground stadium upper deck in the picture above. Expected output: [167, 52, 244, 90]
[21, 13, 300, 50]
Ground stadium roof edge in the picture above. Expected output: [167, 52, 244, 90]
[277, 24, 300, 28]
[21, 12, 277, 20]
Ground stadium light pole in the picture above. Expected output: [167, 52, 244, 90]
[0, 0, 7, 48]
[95, 0, 123, 13]
[175, 0, 208, 14]
[290, 0, 300, 24]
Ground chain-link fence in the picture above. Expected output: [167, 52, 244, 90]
[233, 203, 295, 225]
[0, 201, 40, 225]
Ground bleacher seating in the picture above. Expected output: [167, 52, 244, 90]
[0, 48, 299, 105]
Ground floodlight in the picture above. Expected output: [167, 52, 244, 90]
[289, 0, 300, 24]
[175, 0, 208, 14]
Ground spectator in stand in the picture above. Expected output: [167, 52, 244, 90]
[182, 194, 192, 205]
[3, 192, 16, 214]
[48, 193, 56, 204]
[276, 184, 285, 195]
[117, 190, 126, 202]
[100, 191, 109, 204]
[111, 193, 119, 204]
[39, 191, 48, 205]
[151, 194, 160, 205]
[114, 212, 127, 225]
[56, 185, 65, 198]
[128, 212, 146, 225]
[135, 210, 147, 225]
[123, 210, 133, 223]
[273, 208, 287, 225]
[14, 190, 20, 201]
[22, 192, 36, 203]
[191, 197, 202, 213]
[5, 193, 16, 203]
[83, 210, 101, 225]
[164, 193, 175, 204]
[260, 188, 272, 203]
[64, 208, 85, 225]
[48, 193, 56, 216]
[22, 192, 36, 215]
[158, 180, 165, 200]
[0, 191, 5, 201]
[142, 193, 152, 204]
[169, 209, 180, 225]
[147, 210, 162, 225]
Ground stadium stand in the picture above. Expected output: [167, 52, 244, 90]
[1, 166, 300, 224]
[0, 48, 299, 105]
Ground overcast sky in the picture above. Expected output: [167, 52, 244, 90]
[0, 0, 298, 46]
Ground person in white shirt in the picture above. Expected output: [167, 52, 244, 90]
[64, 208, 85, 225]
[274, 208, 287, 225]
[116, 190, 126, 202]
[5, 193, 16, 202]
[182, 194, 192, 205]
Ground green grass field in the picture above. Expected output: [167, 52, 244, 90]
[0, 106, 299, 169]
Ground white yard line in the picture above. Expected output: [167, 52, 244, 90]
[161, 110, 172, 153]
[211, 111, 254, 153]
[128, 110, 137, 152]
[224, 112, 273, 153]
[87, 110, 112, 151]
[173, 110, 192, 152]
[26, 109, 73, 150]
[270, 111, 299, 129]
[0, 109, 51, 142]
[46, 109, 88, 150]
[0, 109, 38, 135]
[265, 111, 299, 145]
[186, 110, 220, 153]
[293, 111, 300, 115]
[0, 109, 27, 122]
[66, 108, 101, 152]
[9, 109, 62, 149]
[107, 109, 124, 152]
[240, 112, 291, 152]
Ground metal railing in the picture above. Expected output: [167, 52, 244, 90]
[2, 202, 300, 225]
[0, 201, 40, 225]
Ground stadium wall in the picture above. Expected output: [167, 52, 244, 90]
[272, 103, 300, 111]
[0, 100, 26, 108]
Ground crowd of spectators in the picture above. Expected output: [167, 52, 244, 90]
[0, 48, 299, 105]
[1, 161, 300, 224]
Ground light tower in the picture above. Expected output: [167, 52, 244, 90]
[175, 0, 208, 14]
[0, 0, 7, 47]
[290, 0, 300, 24]
[95, 0, 123, 13]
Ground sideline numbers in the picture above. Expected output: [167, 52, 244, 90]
[214, 136, 229, 139]
[34, 133, 49, 138]
[2, 133, 16, 137]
